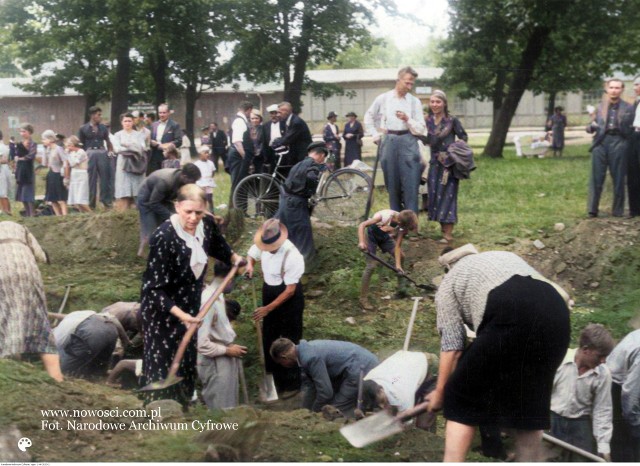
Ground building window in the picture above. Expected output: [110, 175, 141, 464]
[582, 89, 604, 109]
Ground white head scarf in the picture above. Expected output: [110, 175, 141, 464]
[170, 214, 208, 279]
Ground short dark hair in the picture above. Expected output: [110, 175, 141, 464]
[579, 324, 615, 357]
[20, 123, 34, 134]
[214, 260, 232, 277]
[225, 299, 241, 321]
[146, 112, 156, 120]
[239, 101, 253, 111]
[270, 338, 295, 360]
[120, 112, 134, 121]
[88, 106, 102, 115]
[180, 163, 202, 184]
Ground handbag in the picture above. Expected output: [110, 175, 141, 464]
[121, 150, 147, 175]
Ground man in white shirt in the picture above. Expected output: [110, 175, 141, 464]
[227, 101, 253, 199]
[246, 218, 305, 396]
[0, 130, 12, 215]
[364, 66, 426, 213]
[550, 324, 615, 459]
[264, 104, 284, 173]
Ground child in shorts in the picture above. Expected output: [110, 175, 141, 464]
[357, 209, 418, 310]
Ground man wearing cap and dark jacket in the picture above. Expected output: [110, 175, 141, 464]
[276, 141, 328, 262]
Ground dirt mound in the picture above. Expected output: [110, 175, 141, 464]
[516, 217, 640, 294]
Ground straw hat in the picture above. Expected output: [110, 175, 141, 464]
[254, 219, 288, 252]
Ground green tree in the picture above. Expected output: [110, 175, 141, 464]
[1, 0, 114, 119]
[164, 0, 232, 154]
[440, 0, 640, 158]
[229, 0, 396, 113]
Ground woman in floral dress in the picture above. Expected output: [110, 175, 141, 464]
[140, 184, 243, 404]
[426, 90, 468, 243]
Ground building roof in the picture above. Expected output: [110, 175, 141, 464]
[0, 78, 80, 97]
[306, 67, 443, 83]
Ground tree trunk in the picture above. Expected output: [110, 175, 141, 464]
[110, 41, 132, 133]
[546, 91, 556, 122]
[185, 83, 199, 158]
[148, 48, 168, 107]
[285, 7, 312, 114]
[483, 26, 552, 158]
[84, 93, 98, 122]
[492, 69, 506, 126]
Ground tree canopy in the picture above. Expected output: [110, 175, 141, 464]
[227, 0, 396, 113]
[439, 0, 640, 157]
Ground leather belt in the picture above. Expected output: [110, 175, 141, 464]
[386, 130, 409, 136]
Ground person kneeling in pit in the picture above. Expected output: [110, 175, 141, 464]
[270, 338, 379, 418]
[357, 209, 418, 310]
[54, 307, 138, 379]
[197, 261, 246, 410]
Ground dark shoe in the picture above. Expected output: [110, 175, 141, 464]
[392, 290, 410, 300]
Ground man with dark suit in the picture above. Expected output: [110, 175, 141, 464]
[628, 76, 640, 218]
[586, 79, 635, 218]
[208, 122, 228, 172]
[78, 106, 114, 209]
[271, 101, 312, 178]
[148, 103, 182, 175]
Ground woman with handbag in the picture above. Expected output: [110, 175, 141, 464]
[425, 90, 468, 244]
[114, 113, 147, 211]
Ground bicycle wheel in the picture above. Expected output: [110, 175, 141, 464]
[232, 174, 281, 219]
[319, 168, 372, 223]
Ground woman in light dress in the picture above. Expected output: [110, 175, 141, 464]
[65, 136, 91, 213]
[42, 130, 68, 216]
[114, 113, 146, 211]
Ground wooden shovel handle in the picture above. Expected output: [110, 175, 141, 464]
[166, 260, 243, 380]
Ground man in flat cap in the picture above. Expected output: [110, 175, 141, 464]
[276, 141, 328, 262]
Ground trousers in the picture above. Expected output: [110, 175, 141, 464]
[87, 149, 114, 208]
[380, 133, 421, 213]
[588, 135, 628, 216]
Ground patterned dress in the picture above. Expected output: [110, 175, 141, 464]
[0, 221, 57, 357]
[426, 115, 468, 224]
[140, 214, 232, 404]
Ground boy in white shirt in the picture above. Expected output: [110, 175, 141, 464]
[194, 146, 216, 211]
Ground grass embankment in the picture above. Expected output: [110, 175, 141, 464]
[2, 140, 638, 461]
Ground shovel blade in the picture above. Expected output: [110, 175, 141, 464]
[340, 410, 404, 448]
[258, 373, 279, 403]
[138, 374, 184, 392]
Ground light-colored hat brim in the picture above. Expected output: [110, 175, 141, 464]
[254, 222, 288, 252]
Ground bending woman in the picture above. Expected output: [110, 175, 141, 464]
[426, 90, 467, 243]
[140, 184, 243, 404]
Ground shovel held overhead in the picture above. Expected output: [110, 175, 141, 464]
[139, 259, 245, 392]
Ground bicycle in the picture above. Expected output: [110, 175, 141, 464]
[232, 148, 373, 223]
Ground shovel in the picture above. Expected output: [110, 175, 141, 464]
[139, 259, 244, 392]
[340, 401, 429, 448]
[251, 279, 279, 403]
[363, 251, 435, 291]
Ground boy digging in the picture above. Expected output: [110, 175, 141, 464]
[357, 209, 418, 310]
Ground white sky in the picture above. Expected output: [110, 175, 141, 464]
[372, 0, 449, 50]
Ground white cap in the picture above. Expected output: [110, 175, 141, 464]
[266, 104, 279, 113]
